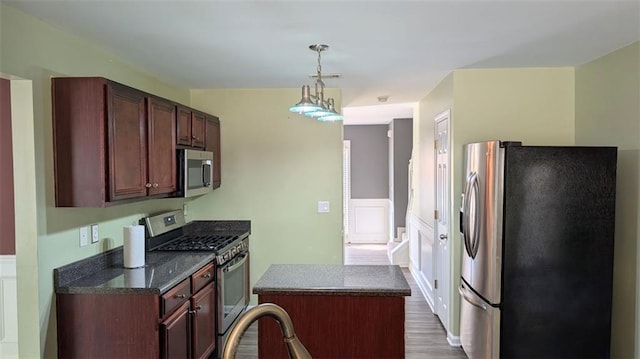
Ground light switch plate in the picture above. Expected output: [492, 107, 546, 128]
[91, 224, 99, 243]
[317, 201, 330, 213]
[79, 226, 89, 247]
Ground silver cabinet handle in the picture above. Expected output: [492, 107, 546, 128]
[458, 284, 487, 311]
[153, 183, 159, 188]
[145, 183, 152, 188]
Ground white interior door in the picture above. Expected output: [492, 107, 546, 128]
[434, 110, 451, 330]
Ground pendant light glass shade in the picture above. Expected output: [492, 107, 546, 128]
[289, 44, 343, 122]
[289, 85, 322, 114]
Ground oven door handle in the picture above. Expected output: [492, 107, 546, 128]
[223, 253, 248, 273]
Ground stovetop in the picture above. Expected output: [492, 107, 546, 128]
[157, 234, 240, 252]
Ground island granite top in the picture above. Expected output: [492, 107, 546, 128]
[253, 264, 411, 296]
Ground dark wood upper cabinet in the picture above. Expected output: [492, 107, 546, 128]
[107, 82, 148, 201]
[205, 115, 221, 189]
[176, 105, 193, 146]
[147, 97, 177, 196]
[191, 112, 206, 149]
[52, 77, 221, 207]
[176, 106, 206, 149]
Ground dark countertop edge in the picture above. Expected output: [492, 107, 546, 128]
[253, 288, 411, 296]
[56, 287, 161, 295]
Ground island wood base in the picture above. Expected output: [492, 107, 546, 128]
[258, 294, 405, 358]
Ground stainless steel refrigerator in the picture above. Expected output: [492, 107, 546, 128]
[459, 141, 616, 359]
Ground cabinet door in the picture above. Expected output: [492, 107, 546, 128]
[191, 112, 206, 148]
[160, 300, 191, 359]
[107, 82, 148, 201]
[204, 116, 221, 188]
[191, 282, 216, 359]
[176, 106, 192, 146]
[147, 98, 177, 196]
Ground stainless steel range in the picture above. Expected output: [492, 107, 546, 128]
[143, 210, 250, 357]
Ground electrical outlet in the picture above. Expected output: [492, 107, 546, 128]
[91, 224, 99, 243]
[79, 226, 89, 247]
[317, 201, 330, 213]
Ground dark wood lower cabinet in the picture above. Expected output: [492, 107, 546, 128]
[56, 293, 160, 358]
[161, 300, 191, 359]
[56, 262, 216, 359]
[258, 294, 405, 359]
[192, 283, 216, 359]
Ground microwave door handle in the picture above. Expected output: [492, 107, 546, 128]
[223, 254, 248, 273]
[202, 163, 211, 186]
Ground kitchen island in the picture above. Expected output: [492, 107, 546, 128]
[253, 264, 411, 358]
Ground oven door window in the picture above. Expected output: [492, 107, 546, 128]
[222, 254, 248, 325]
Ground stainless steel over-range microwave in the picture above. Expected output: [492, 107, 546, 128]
[177, 149, 214, 198]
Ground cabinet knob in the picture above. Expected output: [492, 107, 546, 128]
[202, 273, 211, 278]
[192, 135, 197, 139]
[153, 183, 159, 188]
[145, 183, 152, 188]
[175, 294, 186, 299]
[195, 305, 202, 311]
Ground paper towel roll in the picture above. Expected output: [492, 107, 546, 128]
[123, 225, 145, 268]
[124, 267, 147, 287]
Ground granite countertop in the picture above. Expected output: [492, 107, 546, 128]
[55, 250, 215, 295]
[253, 264, 411, 297]
[54, 220, 250, 295]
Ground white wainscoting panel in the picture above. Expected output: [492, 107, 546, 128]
[0, 255, 18, 358]
[408, 213, 435, 312]
[348, 199, 390, 244]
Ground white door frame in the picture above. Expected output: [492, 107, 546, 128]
[434, 109, 451, 332]
[343, 140, 351, 244]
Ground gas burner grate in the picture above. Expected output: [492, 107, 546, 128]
[157, 234, 240, 252]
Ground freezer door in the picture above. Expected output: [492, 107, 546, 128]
[460, 141, 505, 305]
[459, 281, 500, 359]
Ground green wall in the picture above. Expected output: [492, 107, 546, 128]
[575, 41, 640, 358]
[1, 5, 191, 358]
[189, 88, 344, 304]
[1, 5, 344, 357]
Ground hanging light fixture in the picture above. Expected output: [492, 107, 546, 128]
[289, 44, 344, 122]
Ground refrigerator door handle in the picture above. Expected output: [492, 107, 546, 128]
[462, 174, 473, 257]
[459, 283, 487, 311]
[469, 173, 481, 258]
[463, 172, 480, 258]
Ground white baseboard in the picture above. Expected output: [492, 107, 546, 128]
[447, 332, 461, 347]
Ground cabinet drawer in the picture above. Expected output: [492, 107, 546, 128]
[191, 262, 214, 293]
[161, 278, 191, 317]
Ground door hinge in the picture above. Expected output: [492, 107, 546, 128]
[435, 279, 438, 289]
[434, 210, 439, 220]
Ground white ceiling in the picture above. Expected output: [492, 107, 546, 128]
[4, 0, 639, 124]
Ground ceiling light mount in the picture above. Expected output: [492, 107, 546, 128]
[289, 44, 343, 122]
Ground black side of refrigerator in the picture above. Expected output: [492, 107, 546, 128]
[500, 146, 617, 358]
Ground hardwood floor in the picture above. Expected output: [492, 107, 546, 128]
[231, 243, 467, 358]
